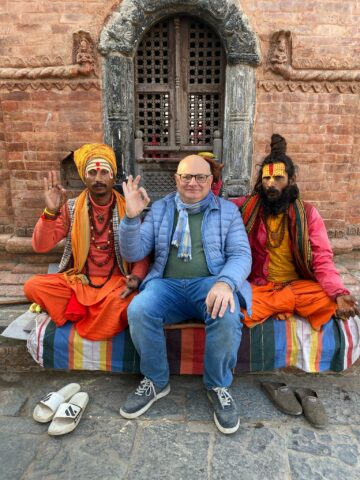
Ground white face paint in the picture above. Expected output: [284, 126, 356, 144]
[85, 157, 114, 179]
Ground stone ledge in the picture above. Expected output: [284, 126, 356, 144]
[0, 338, 41, 372]
[0, 235, 62, 265]
[5, 236, 64, 254]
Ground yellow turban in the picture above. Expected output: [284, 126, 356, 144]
[198, 151, 215, 159]
[73, 143, 117, 182]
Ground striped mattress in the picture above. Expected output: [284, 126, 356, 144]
[27, 313, 360, 373]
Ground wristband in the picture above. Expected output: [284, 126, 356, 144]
[44, 207, 59, 217]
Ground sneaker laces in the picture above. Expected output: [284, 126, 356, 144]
[213, 387, 233, 408]
[135, 378, 155, 397]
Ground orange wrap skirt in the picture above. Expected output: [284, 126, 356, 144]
[24, 273, 137, 340]
[243, 279, 337, 331]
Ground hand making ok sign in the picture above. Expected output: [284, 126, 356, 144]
[122, 175, 150, 218]
[43, 170, 67, 214]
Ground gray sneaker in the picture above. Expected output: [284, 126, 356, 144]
[207, 387, 240, 434]
[120, 377, 170, 419]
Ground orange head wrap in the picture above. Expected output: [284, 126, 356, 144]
[73, 143, 117, 183]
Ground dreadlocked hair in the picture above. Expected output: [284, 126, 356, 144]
[253, 133, 298, 194]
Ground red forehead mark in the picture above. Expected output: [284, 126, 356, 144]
[269, 164, 274, 175]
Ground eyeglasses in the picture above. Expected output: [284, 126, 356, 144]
[176, 173, 212, 184]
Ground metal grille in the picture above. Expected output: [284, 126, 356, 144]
[135, 22, 169, 84]
[189, 22, 223, 85]
[188, 93, 220, 145]
[136, 93, 170, 145]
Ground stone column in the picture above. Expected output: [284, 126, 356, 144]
[222, 64, 256, 197]
[103, 55, 135, 177]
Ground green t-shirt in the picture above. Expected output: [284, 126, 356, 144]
[163, 211, 210, 279]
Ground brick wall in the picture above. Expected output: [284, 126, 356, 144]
[253, 91, 357, 231]
[0, 98, 12, 229]
[242, 0, 360, 243]
[0, 0, 359, 245]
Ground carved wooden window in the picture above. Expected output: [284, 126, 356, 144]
[134, 16, 225, 199]
[135, 16, 225, 159]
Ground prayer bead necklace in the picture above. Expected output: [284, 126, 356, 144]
[85, 257, 117, 289]
[265, 213, 287, 248]
[87, 197, 116, 266]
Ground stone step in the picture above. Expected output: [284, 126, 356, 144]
[0, 304, 30, 328]
[0, 336, 41, 371]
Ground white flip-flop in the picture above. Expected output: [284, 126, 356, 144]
[33, 383, 81, 423]
[48, 392, 89, 436]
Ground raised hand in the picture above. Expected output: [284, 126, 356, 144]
[122, 175, 150, 218]
[43, 170, 67, 213]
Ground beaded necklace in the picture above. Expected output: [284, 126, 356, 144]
[85, 257, 117, 289]
[265, 213, 287, 249]
[86, 196, 117, 287]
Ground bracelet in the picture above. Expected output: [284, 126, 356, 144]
[43, 207, 58, 217]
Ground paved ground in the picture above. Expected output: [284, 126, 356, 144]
[0, 251, 360, 480]
[1, 370, 360, 480]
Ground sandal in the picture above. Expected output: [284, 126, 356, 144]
[48, 392, 89, 436]
[294, 388, 328, 429]
[261, 381, 303, 416]
[33, 383, 81, 423]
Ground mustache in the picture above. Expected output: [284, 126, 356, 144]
[265, 187, 279, 195]
[93, 182, 107, 188]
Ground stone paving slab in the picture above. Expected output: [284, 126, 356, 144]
[211, 426, 289, 480]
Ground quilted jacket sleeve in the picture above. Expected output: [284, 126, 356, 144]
[119, 209, 156, 262]
[216, 203, 252, 292]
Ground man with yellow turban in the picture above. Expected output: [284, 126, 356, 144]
[24, 144, 148, 340]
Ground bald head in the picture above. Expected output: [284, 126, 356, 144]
[175, 155, 213, 204]
[177, 155, 211, 175]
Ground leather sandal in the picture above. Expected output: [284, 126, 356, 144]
[294, 388, 328, 429]
[261, 381, 303, 416]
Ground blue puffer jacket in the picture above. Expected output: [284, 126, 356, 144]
[119, 192, 252, 313]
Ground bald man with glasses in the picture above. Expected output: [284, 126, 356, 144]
[118, 155, 252, 435]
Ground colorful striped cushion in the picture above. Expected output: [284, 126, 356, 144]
[27, 314, 360, 374]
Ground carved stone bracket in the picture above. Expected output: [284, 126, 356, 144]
[0, 31, 99, 90]
[268, 30, 360, 83]
[99, 0, 261, 66]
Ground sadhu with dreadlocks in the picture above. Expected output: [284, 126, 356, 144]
[232, 134, 359, 330]
[24, 144, 149, 341]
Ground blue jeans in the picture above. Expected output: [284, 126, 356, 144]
[127, 277, 243, 389]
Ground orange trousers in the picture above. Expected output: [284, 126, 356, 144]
[243, 279, 337, 330]
[24, 273, 136, 340]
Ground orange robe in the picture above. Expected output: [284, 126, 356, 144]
[24, 196, 149, 340]
[243, 216, 337, 331]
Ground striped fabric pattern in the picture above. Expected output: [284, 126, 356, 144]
[27, 314, 360, 374]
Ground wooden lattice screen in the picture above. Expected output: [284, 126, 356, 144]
[134, 16, 225, 199]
